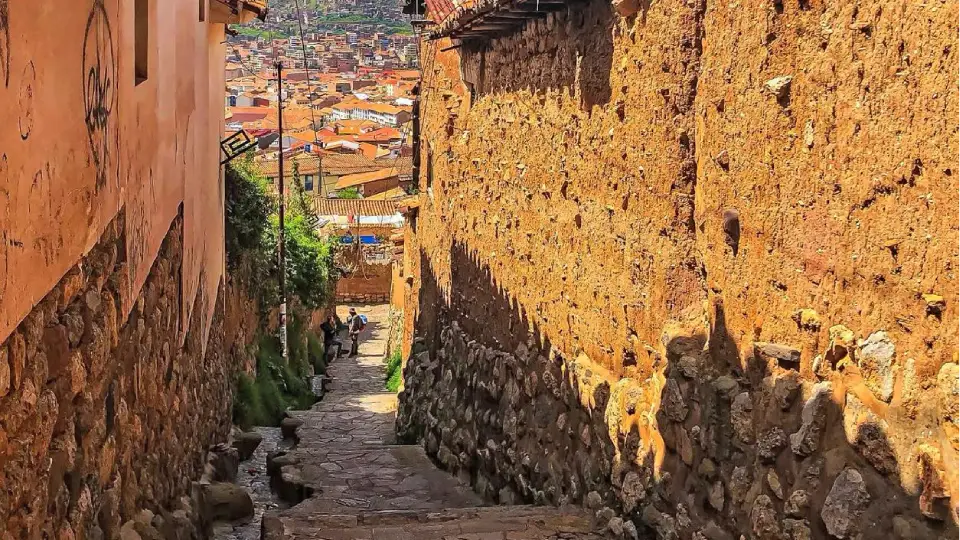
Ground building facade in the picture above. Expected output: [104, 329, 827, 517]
[0, 0, 263, 537]
[396, 1, 959, 539]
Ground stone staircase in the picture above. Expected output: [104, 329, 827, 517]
[261, 305, 607, 540]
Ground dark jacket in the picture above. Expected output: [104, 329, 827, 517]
[348, 314, 363, 334]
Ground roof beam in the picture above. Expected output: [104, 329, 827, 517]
[484, 12, 547, 20]
[465, 23, 521, 31]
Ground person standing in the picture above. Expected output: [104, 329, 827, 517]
[347, 307, 364, 357]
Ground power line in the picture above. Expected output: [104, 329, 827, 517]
[291, 0, 327, 197]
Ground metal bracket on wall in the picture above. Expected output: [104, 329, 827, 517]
[219, 130, 258, 165]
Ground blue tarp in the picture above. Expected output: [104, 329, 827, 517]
[340, 235, 379, 245]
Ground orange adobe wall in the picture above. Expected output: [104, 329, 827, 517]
[397, 1, 959, 538]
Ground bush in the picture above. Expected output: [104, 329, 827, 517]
[226, 152, 339, 428]
[225, 155, 337, 314]
[225, 153, 274, 270]
[334, 187, 361, 199]
[384, 349, 402, 392]
[265, 214, 336, 310]
[232, 331, 320, 428]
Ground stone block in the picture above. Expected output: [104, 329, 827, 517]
[199, 482, 253, 522]
[233, 431, 263, 462]
[208, 443, 239, 483]
[754, 342, 801, 365]
[821, 469, 870, 539]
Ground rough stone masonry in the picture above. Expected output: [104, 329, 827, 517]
[397, 0, 958, 539]
[0, 212, 248, 540]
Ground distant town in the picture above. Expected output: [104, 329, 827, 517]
[225, 0, 418, 200]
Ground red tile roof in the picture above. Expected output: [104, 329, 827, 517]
[315, 198, 400, 217]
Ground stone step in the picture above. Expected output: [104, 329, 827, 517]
[268, 444, 481, 510]
[262, 505, 610, 540]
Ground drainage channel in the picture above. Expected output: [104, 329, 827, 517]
[211, 373, 326, 540]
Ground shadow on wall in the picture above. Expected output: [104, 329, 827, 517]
[397, 240, 958, 539]
[462, 0, 615, 111]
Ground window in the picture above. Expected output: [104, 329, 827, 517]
[304, 175, 314, 191]
[199, 0, 205, 21]
[135, 0, 149, 85]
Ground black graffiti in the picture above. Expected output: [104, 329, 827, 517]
[0, 0, 9, 88]
[0, 154, 7, 302]
[82, 0, 116, 191]
[18, 61, 35, 140]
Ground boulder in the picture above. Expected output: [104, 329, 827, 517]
[764, 75, 793, 101]
[266, 451, 299, 477]
[641, 504, 677, 540]
[750, 495, 781, 539]
[820, 469, 870, 538]
[754, 342, 801, 365]
[620, 471, 646, 512]
[199, 482, 254, 522]
[858, 331, 896, 402]
[157, 508, 195, 540]
[707, 481, 724, 511]
[208, 443, 239, 483]
[781, 518, 812, 540]
[280, 417, 304, 440]
[731, 392, 755, 444]
[757, 428, 787, 463]
[233, 431, 263, 462]
[772, 376, 801, 410]
[784, 489, 809, 517]
[790, 383, 832, 456]
[713, 376, 739, 400]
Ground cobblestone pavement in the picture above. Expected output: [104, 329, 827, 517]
[262, 304, 608, 540]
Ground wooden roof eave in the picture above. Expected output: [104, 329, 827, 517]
[211, 0, 268, 24]
[431, 0, 569, 40]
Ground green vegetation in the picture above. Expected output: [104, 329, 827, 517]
[311, 14, 412, 34]
[226, 152, 338, 428]
[334, 187, 361, 199]
[233, 318, 322, 429]
[225, 153, 273, 271]
[384, 349, 402, 392]
[233, 26, 286, 40]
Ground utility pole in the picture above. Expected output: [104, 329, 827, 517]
[276, 60, 288, 360]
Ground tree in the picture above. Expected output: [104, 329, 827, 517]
[335, 187, 361, 199]
[289, 160, 319, 228]
[225, 152, 274, 270]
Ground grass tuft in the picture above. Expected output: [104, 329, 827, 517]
[385, 349, 403, 392]
[232, 318, 324, 429]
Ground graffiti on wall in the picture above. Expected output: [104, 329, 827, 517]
[0, 154, 8, 303]
[82, 0, 116, 191]
[0, 0, 9, 88]
[17, 61, 35, 140]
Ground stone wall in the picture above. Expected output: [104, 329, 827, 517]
[336, 261, 393, 304]
[397, 0, 958, 538]
[0, 211, 240, 540]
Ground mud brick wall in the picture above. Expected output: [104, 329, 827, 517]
[398, 0, 958, 538]
[0, 212, 239, 540]
[336, 262, 393, 304]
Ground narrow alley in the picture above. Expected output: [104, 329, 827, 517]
[260, 305, 607, 540]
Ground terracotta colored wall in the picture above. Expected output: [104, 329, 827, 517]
[400, 1, 959, 538]
[336, 262, 392, 303]
[0, 0, 226, 347]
